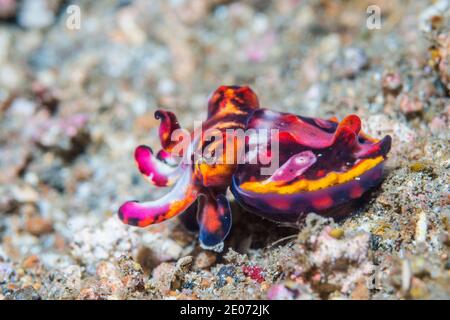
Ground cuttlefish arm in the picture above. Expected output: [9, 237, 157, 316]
[155, 110, 185, 155]
[118, 166, 198, 227]
[134, 145, 182, 187]
[196, 191, 232, 251]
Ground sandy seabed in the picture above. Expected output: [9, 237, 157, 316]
[0, 0, 449, 300]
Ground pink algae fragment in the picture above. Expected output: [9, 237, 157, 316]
[243, 265, 265, 283]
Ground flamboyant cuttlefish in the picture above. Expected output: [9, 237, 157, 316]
[118, 86, 391, 251]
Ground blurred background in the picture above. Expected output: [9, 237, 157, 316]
[0, 0, 448, 300]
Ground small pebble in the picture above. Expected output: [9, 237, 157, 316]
[25, 216, 54, 236]
[194, 251, 216, 270]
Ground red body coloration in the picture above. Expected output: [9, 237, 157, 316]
[118, 86, 392, 251]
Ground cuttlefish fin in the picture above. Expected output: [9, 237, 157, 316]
[355, 135, 392, 159]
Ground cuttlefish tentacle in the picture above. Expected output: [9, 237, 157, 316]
[118, 166, 198, 227]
